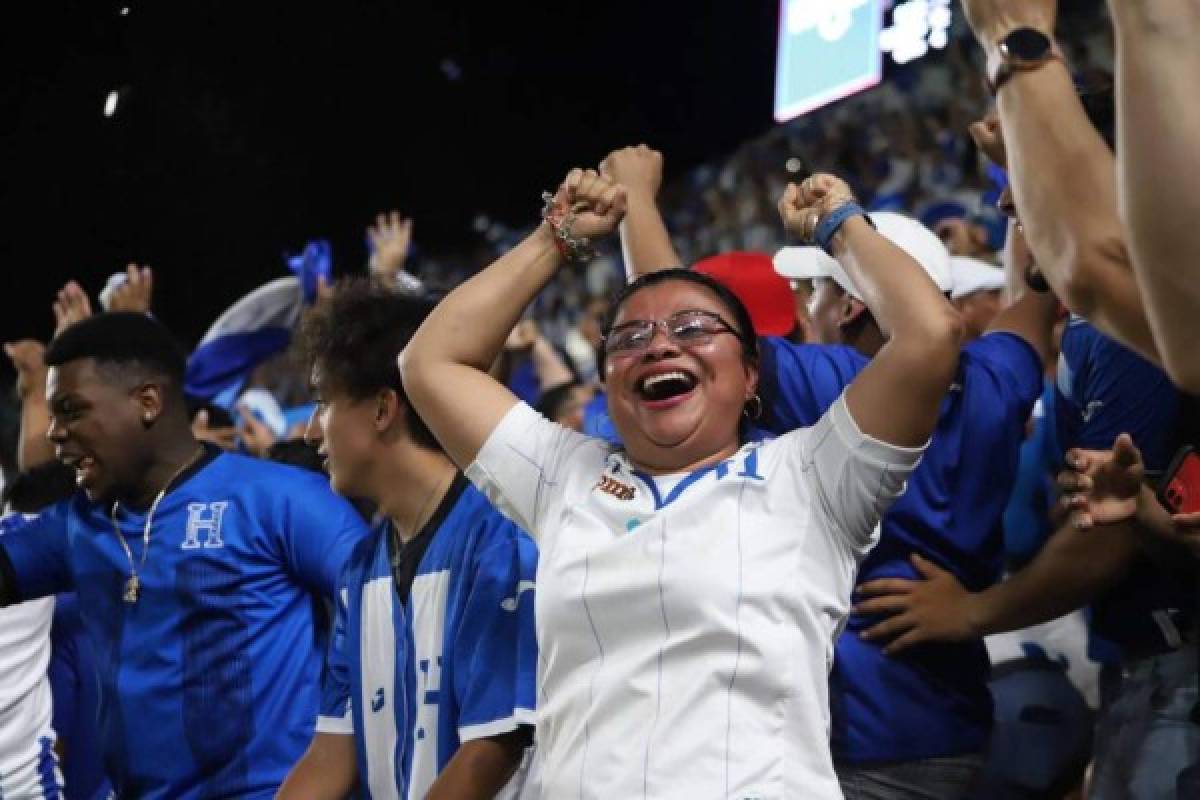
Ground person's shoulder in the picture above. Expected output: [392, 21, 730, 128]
[761, 335, 868, 367]
[455, 483, 534, 543]
[342, 520, 387, 581]
[965, 330, 1039, 369]
[962, 332, 1043, 400]
[210, 451, 336, 495]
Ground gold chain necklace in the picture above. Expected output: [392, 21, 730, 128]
[109, 445, 205, 604]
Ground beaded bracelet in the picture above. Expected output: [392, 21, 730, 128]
[540, 191, 595, 263]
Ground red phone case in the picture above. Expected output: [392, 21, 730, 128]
[1158, 446, 1200, 514]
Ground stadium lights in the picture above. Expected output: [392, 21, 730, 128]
[881, 0, 953, 65]
[104, 90, 120, 117]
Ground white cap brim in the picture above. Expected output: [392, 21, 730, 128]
[772, 246, 838, 281]
[950, 256, 1006, 299]
[773, 212, 952, 300]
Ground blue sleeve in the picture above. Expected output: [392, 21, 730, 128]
[1058, 323, 1180, 471]
[277, 476, 370, 598]
[963, 333, 1044, 420]
[0, 504, 74, 602]
[756, 337, 867, 434]
[451, 525, 538, 741]
[316, 577, 354, 734]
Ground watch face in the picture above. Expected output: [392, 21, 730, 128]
[1002, 28, 1052, 63]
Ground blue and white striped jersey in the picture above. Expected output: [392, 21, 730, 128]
[317, 474, 538, 800]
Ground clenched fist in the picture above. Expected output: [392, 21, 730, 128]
[548, 168, 628, 241]
[599, 145, 664, 200]
[777, 174, 857, 244]
[960, 0, 1056, 49]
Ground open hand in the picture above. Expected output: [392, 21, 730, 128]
[777, 173, 857, 243]
[238, 403, 278, 458]
[854, 554, 980, 655]
[53, 281, 93, 337]
[367, 211, 413, 280]
[4, 340, 47, 400]
[599, 145, 664, 200]
[106, 264, 154, 313]
[1056, 433, 1144, 529]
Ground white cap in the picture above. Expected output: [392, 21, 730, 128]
[772, 212, 952, 299]
[949, 256, 1007, 299]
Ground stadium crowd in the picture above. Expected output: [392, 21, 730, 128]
[1, 0, 1199, 798]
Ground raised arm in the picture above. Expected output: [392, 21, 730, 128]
[600, 145, 683, 279]
[778, 177, 962, 447]
[961, 1, 1160, 364]
[400, 169, 626, 468]
[1109, 0, 1200, 391]
[4, 340, 54, 471]
[983, 219, 1060, 367]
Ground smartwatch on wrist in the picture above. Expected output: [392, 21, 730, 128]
[987, 28, 1063, 96]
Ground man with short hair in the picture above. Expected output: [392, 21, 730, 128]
[0, 312, 368, 799]
[278, 280, 537, 800]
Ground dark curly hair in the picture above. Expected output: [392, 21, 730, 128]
[296, 278, 441, 451]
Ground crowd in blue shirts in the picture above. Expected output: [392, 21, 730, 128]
[3, 1, 1200, 798]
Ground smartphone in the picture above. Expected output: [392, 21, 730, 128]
[1157, 445, 1200, 514]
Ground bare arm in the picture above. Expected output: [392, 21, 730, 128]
[426, 729, 531, 800]
[529, 328, 575, 391]
[600, 145, 683, 279]
[4, 341, 54, 471]
[983, 220, 1060, 366]
[962, 3, 1161, 364]
[779, 177, 963, 446]
[275, 733, 357, 800]
[1110, 0, 1200, 391]
[855, 435, 1148, 651]
[400, 169, 626, 469]
[855, 519, 1137, 653]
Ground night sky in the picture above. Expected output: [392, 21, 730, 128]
[0, 0, 780, 363]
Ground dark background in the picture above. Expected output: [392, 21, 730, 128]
[0, 0, 780, 358]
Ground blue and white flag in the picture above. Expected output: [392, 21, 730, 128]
[185, 240, 333, 404]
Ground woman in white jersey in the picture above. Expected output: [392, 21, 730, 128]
[400, 169, 962, 799]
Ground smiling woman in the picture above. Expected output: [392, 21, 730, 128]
[399, 167, 961, 798]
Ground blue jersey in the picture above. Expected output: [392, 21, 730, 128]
[0, 448, 368, 799]
[317, 474, 538, 799]
[758, 333, 1043, 763]
[49, 593, 112, 800]
[1055, 318, 1187, 659]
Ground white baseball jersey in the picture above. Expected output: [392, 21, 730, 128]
[0, 516, 61, 799]
[467, 394, 923, 800]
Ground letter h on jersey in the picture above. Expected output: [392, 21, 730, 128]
[181, 502, 229, 549]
